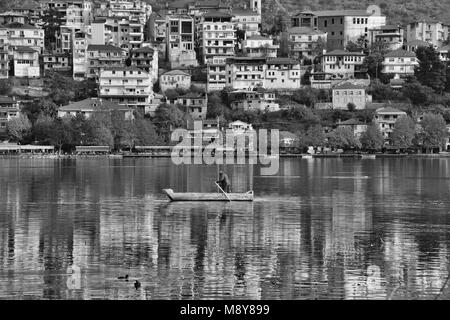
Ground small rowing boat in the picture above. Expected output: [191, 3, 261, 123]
[163, 188, 254, 202]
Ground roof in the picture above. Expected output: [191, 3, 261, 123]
[231, 9, 260, 16]
[333, 82, 366, 90]
[176, 93, 206, 99]
[87, 44, 124, 52]
[280, 131, 298, 140]
[100, 66, 143, 72]
[5, 22, 39, 30]
[312, 10, 374, 17]
[288, 26, 326, 35]
[14, 46, 38, 53]
[246, 35, 272, 41]
[162, 69, 191, 76]
[323, 50, 365, 56]
[202, 11, 233, 19]
[375, 107, 407, 114]
[406, 40, 430, 47]
[59, 98, 129, 112]
[132, 46, 155, 53]
[384, 49, 416, 58]
[266, 57, 300, 65]
[338, 119, 367, 126]
[438, 45, 450, 52]
[0, 96, 16, 104]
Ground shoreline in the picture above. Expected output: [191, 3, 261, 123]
[1, 153, 450, 159]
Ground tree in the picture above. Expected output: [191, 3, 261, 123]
[120, 120, 138, 150]
[33, 114, 56, 144]
[360, 123, 384, 151]
[345, 35, 367, 53]
[417, 113, 447, 152]
[312, 36, 326, 57]
[304, 125, 326, 147]
[401, 79, 436, 106]
[415, 46, 446, 94]
[390, 115, 416, 149]
[7, 114, 32, 143]
[362, 53, 384, 79]
[134, 117, 162, 145]
[49, 117, 73, 154]
[206, 93, 231, 119]
[0, 79, 12, 95]
[347, 102, 356, 112]
[90, 123, 114, 147]
[327, 127, 361, 150]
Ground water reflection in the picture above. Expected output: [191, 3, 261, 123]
[0, 158, 450, 299]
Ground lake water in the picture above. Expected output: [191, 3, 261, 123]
[1, 157, 450, 300]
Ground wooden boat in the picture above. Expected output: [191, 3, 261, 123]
[163, 188, 254, 202]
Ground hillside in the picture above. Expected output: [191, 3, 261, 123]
[2, 0, 450, 28]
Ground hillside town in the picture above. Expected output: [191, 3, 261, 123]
[1, 0, 450, 155]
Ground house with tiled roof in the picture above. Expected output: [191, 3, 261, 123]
[406, 20, 449, 49]
[242, 35, 279, 58]
[86, 44, 126, 79]
[405, 40, 430, 52]
[290, 6, 386, 50]
[337, 118, 368, 138]
[374, 107, 407, 141]
[318, 50, 366, 80]
[0, 96, 20, 136]
[160, 70, 192, 93]
[5, 22, 44, 54]
[13, 46, 39, 77]
[167, 93, 207, 120]
[57, 98, 133, 120]
[381, 49, 418, 78]
[368, 25, 404, 51]
[130, 45, 158, 83]
[287, 26, 327, 60]
[332, 82, 371, 110]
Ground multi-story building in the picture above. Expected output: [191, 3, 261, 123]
[166, 15, 197, 68]
[381, 49, 418, 78]
[0, 11, 27, 26]
[108, 0, 152, 25]
[225, 56, 265, 90]
[336, 118, 368, 138]
[290, 5, 386, 50]
[230, 90, 280, 112]
[374, 107, 407, 142]
[57, 97, 134, 120]
[99, 66, 153, 113]
[86, 44, 126, 79]
[198, 11, 236, 64]
[207, 56, 228, 91]
[13, 46, 40, 77]
[130, 45, 158, 83]
[368, 25, 404, 51]
[0, 29, 8, 79]
[225, 57, 302, 91]
[0, 96, 20, 136]
[65, 1, 93, 31]
[287, 26, 327, 60]
[231, 8, 261, 39]
[320, 50, 366, 78]
[167, 93, 207, 120]
[42, 52, 71, 72]
[160, 70, 191, 93]
[91, 16, 145, 52]
[72, 31, 88, 80]
[332, 82, 371, 110]
[6, 22, 44, 54]
[265, 58, 302, 90]
[438, 45, 450, 62]
[406, 20, 449, 49]
[242, 35, 279, 58]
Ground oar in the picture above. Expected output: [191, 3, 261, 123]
[215, 182, 231, 202]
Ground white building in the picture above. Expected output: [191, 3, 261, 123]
[374, 107, 407, 142]
[72, 31, 88, 80]
[231, 8, 261, 39]
[108, 0, 152, 25]
[332, 82, 371, 110]
[99, 67, 153, 114]
[207, 56, 228, 92]
[130, 45, 159, 84]
[6, 22, 44, 54]
[287, 26, 327, 60]
[320, 50, 366, 79]
[368, 25, 404, 51]
[166, 15, 197, 68]
[381, 49, 418, 78]
[13, 46, 40, 78]
[242, 35, 279, 58]
[406, 20, 449, 49]
[198, 11, 236, 64]
[230, 90, 279, 112]
[160, 70, 191, 93]
[264, 58, 302, 90]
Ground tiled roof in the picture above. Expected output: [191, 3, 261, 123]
[87, 44, 124, 52]
[288, 26, 326, 35]
[246, 35, 272, 40]
[162, 70, 191, 76]
[266, 57, 300, 65]
[406, 40, 430, 47]
[0, 96, 16, 104]
[132, 46, 155, 53]
[231, 9, 260, 16]
[384, 49, 416, 57]
[312, 10, 374, 17]
[323, 50, 365, 56]
[59, 98, 129, 112]
[376, 107, 407, 114]
[202, 11, 233, 19]
[338, 118, 367, 126]
[333, 82, 366, 90]
[14, 46, 38, 53]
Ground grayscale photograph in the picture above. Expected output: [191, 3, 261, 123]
[1, 0, 450, 308]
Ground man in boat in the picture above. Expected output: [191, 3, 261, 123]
[217, 171, 231, 193]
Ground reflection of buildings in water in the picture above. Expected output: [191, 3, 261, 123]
[344, 265, 386, 299]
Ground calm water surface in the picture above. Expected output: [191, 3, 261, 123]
[1, 157, 450, 300]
